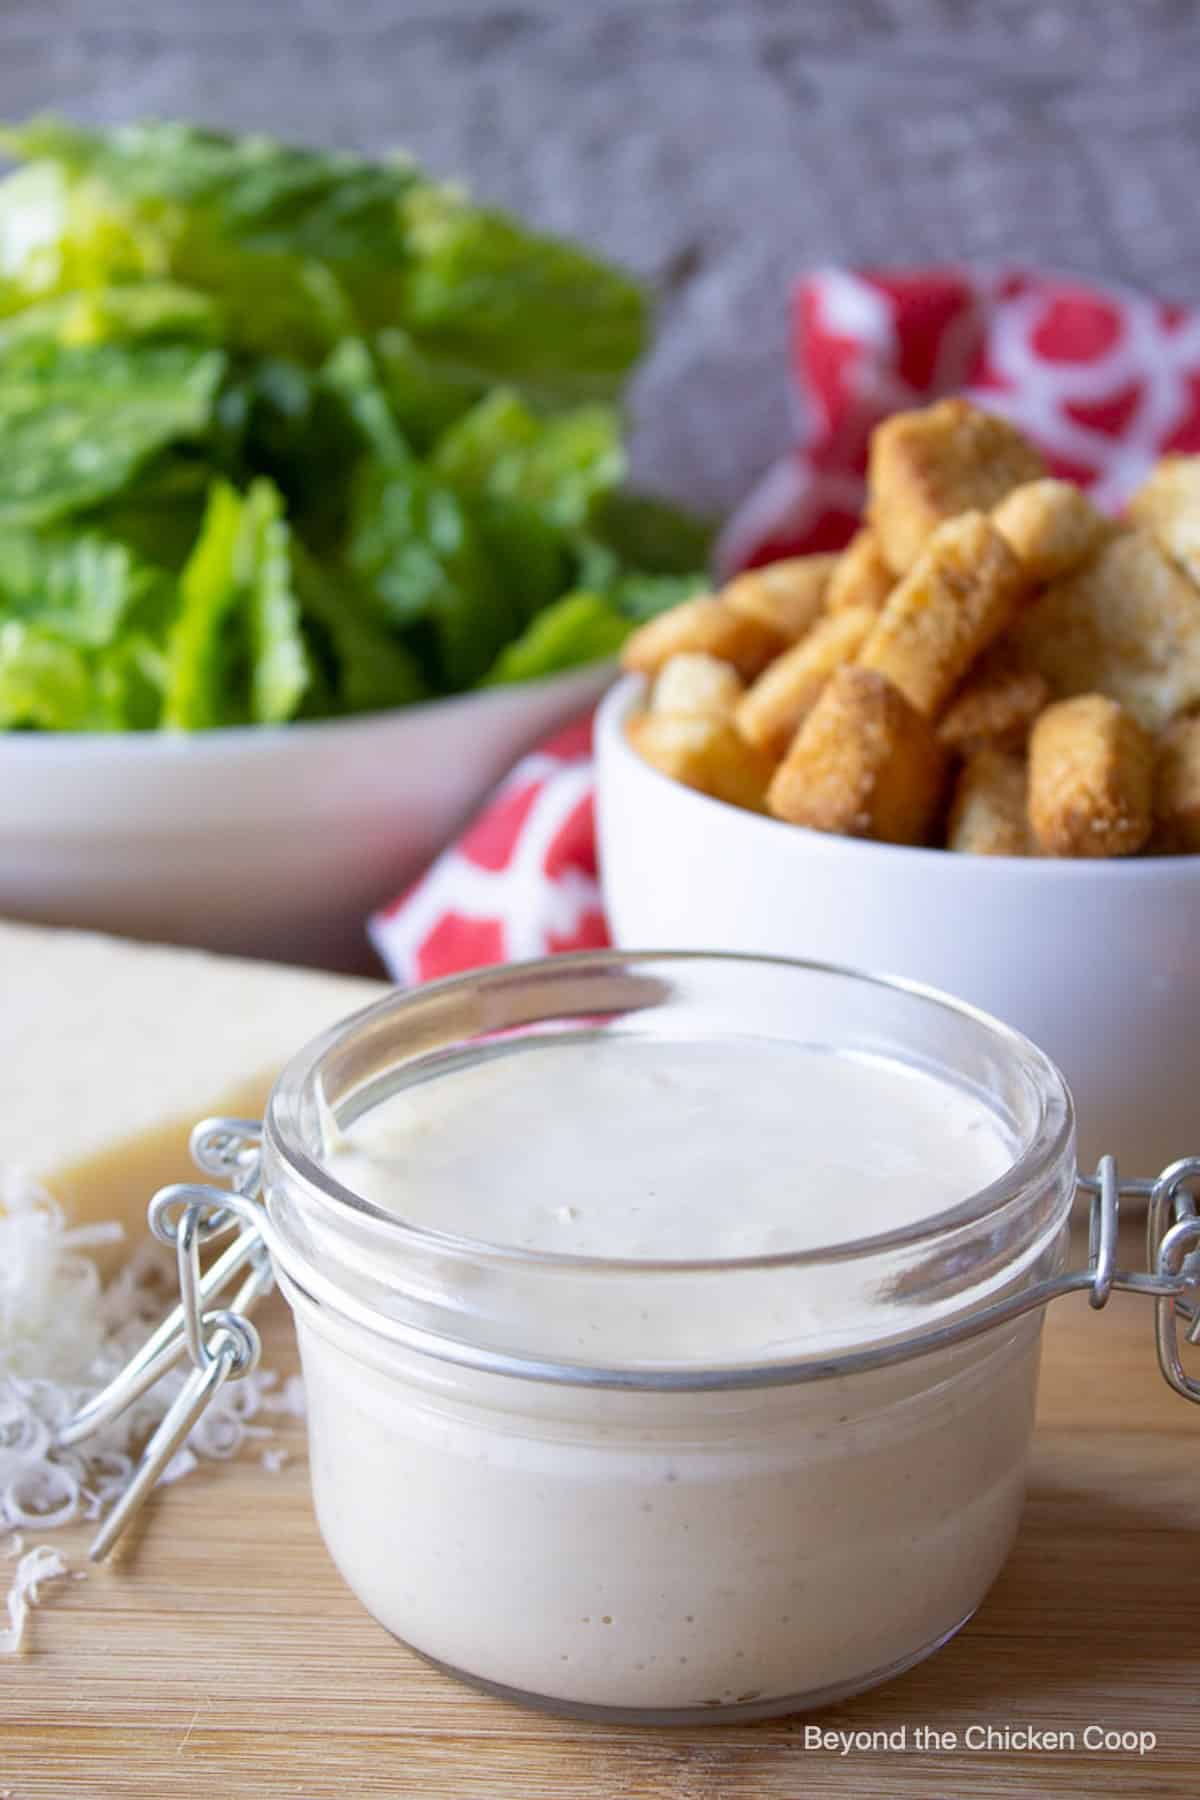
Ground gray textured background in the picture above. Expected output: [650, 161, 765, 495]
[2, 0, 1198, 515]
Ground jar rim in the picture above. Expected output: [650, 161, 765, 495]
[264, 949, 1076, 1276]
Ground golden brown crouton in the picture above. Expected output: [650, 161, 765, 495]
[1127, 456, 1200, 584]
[938, 645, 1051, 754]
[627, 712, 774, 813]
[867, 399, 1046, 573]
[650, 652, 743, 721]
[734, 605, 877, 756]
[858, 511, 1028, 718]
[1010, 529, 1200, 732]
[1027, 694, 1153, 858]
[766, 666, 949, 844]
[824, 528, 894, 615]
[621, 596, 786, 682]
[992, 478, 1111, 582]
[946, 749, 1030, 856]
[722, 554, 838, 641]
[1151, 714, 1200, 853]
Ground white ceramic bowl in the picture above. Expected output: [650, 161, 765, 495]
[0, 663, 610, 970]
[596, 674, 1200, 1177]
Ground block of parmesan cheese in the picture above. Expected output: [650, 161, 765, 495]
[0, 920, 388, 1260]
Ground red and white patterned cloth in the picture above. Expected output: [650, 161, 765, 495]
[371, 265, 1200, 985]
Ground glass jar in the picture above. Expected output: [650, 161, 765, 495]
[259, 953, 1078, 1723]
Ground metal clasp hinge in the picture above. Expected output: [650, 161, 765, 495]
[1079, 1155, 1200, 1403]
[56, 1118, 272, 1561]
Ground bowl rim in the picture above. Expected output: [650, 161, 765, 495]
[597, 672, 1200, 879]
[0, 657, 614, 763]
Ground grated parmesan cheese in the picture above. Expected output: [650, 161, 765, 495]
[0, 1170, 303, 1651]
[1, 1542, 70, 1654]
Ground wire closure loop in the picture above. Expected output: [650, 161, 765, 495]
[147, 1182, 267, 1376]
[1146, 1158, 1200, 1401]
[57, 1127, 1200, 1563]
[56, 1120, 273, 1562]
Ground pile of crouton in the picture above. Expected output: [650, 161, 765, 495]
[622, 399, 1200, 857]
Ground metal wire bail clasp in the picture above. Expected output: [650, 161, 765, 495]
[56, 1118, 273, 1562]
[1078, 1154, 1200, 1404]
[1146, 1158, 1200, 1402]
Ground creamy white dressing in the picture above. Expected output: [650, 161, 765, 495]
[325, 1035, 1013, 1259]
[296, 1032, 1043, 1717]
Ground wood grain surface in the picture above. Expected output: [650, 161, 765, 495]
[4, 1216, 1197, 1799]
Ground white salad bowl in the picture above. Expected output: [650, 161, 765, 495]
[0, 662, 610, 969]
[595, 674, 1200, 1176]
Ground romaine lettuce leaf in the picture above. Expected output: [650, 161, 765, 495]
[1, 122, 650, 400]
[0, 620, 97, 728]
[373, 326, 487, 451]
[163, 477, 308, 728]
[291, 547, 427, 716]
[318, 337, 411, 467]
[0, 126, 390, 359]
[0, 337, 224, 527]
[2, 119, 421, 265]
[431, 389, 623, 528]
[95, 630, 169, 730]
[0, 523, 177, 729]
[588, 488, 716, 577]
[479, 590, 629, 686]
[215, 343, 409, 549]
[471, 493, 571, 628]
[161, 479, 244, 727]
[0, 157, 163, 310]
[87, 451, 215, 571]
[398, 185, 647, 405]
[0, 281, 219, 353]
[346, 461, 514, 689]
[243, 478, 308, 724]
[0, 524, 170, 646]
[567, 536, 708, 619]
[0, 119, 698, 731]
[0, 120, 416, 360]
[606, 569, 709, 621]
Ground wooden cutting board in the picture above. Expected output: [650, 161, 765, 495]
[5, 1216, 1198, 1800]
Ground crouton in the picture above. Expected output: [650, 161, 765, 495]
[621, 596, 786, 681]
[992, 478, 1111, 582]
[734, 605, 877, 756]
[867, 399, 1046, 573]
[1027, 694, 1153, 857]
[767, 665, 949, 844]
[650, 652, 743, 721]
[1128, 455, 1200, 585]
[946, 749, 1030, 856]
[1151, 714, 1200, 853]
[858, 511, 1028, 718]
[824, 528, 894, 615]
[1010, 529, 1200, 732]
[627, 712, 774, 813]
[938, 645, 1051, 754]
[722, 554, 838, 641]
